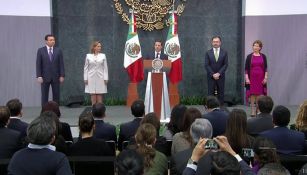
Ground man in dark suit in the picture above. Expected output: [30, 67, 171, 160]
[260, 105, 306, 155]
[36, 34, 65, 106]
[205, 36, 228, 105]
[202, 96, 229, 137]
[146, 40, 168, 60]
[6, 99, 28, 139]
[0, 107, 22, 159]
[92, 103, 117, 142]
[247, 95, 274, 136]
[118, 100, 145, 151]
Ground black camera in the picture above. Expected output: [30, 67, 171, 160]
[204, 139, 219, 149]
[242, 148, 254, 158]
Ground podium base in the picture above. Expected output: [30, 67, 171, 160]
[126, 83, 139, 107]
[169, 82, 180, 108]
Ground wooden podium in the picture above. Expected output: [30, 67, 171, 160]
[143, 60, 179, 120]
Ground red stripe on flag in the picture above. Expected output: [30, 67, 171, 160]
[168, 58, 182, 84]
[126, 58, 144, 83]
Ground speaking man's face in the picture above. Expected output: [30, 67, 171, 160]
[154, 42, 162, 52]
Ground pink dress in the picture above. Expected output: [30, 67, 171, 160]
[249, 55, 265, 95]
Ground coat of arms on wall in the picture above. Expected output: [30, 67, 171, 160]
[114, 0, 187, 31]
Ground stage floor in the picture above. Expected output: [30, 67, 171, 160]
[20, 105, 299, 137]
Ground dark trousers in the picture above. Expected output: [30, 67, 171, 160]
[207, 77, 225, 105]
[41, 80, 60, 106]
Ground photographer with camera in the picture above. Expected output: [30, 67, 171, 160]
[182, 136, 255, 175]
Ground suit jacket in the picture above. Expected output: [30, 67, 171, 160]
[7, 118, 28, 139]
[8, 147, 72, 175]
[118, 118, 142, 150]
[36, 46, 65, 82]
[202, 109, 229, 137]
[0, 127, 22, 159]
[59, 122, 73, 142]
[146, 51, 168, 60]
[247, 113, 273, 136]
[260, 127, 306, 155]
[93, 119, 117, 142]
[204, 48, 228, 78]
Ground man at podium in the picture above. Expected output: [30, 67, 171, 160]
[146, 39, 168, 60]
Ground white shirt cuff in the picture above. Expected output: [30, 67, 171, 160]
[234, 154, 242, 162]
[187, 164, 197, 171]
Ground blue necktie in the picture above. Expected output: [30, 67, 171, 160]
[48, 48, 53, 61]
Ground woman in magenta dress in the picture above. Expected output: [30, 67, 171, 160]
[245, 40, 268, 116]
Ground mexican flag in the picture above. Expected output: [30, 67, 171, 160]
[123, 12, 144, 83]
[164, 12, 182, 84]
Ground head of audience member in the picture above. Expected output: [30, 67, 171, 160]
[141, 112, 160, 136]
[167, 104, 187, 135]
[211, 36, 222, 49]
[135, 123, 156, 170]
[257, 95, 274, 114]
[27, 114, 56, 145]
[295, 100, 307, 131]
[78, 113, 95, 138]
[92, 103, 106, 119]
[40, 111, 61, 137]
[0, 106, 10, 128]
[190, 118, 212, 145]
[181, 107, 202, 146]
[272, 105, 290, 127]
[154, 39, 163, 53]
[204, 96, 220, 112]
[225, 109, 250, 154]
[253, 137, 279, 168]
[257, 163, 290, 175]
[6, 99, 23, 117]
[210, 151, 240, 175]
[299, 163, 307, 175]
[45, 34, 55, 47]
[131, 100, 145, 118]
[41, 101, 61, 118]
[117, 149, 144, 175]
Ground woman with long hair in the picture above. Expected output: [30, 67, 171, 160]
[295, 100, 307, 138]
[135, 123, 168, 174]
[163, 104, 187, 140]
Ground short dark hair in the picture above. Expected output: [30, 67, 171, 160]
[257, 96, 274, 114]
[41, 101, 61, 117]
[211, 36, 222, 42]
[131, 100, 145, 118]
[154, 39, 163, 45]
[6, 99, 22, 116]
[79, 113, 95, 133]
[92, 103, 106, 118]
[44, 34, 55, 41]
[27, 115, 56, 145]
[0, 106, 10, 127]
[116, 149, 144, 175]
[141, 112, 160, 134]
[211, 151, 240, 175]
[253, 137, 279, 168]
[204, 96, 220, 109]
[272, 105, 290, 127]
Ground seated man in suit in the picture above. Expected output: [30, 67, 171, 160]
[247, 95, 274, 136]
[182, 136, 255, 175]
[6, 99, 28, 139]
[146, 39, 168, 60]
[92, 103, 116, 142]
[118, 100, 145, 151]
[8, 114, 72, 175]
[171, 118, 213, 175]
[260, 105, 306, 155]
[0, 106, 22, 159]
[202, 96, 229, 137]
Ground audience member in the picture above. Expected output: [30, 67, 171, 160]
[6, 99, 28, 139]
[202, 96, 229, 137]
[68, 113, 113, 175]
[117, 149, 144, 175]
[260, 105, 306, 155]
[247, 95, 274, 136]
[171, 118, 213, 175]
[8, 115, 72, 175]
[41, 101, 73, 142]
[135, 123, 168, 174]
[163, 104, 187, 140]
[295, 100, 307, 139]
[257, 163, 290, 175]
[118, 99, 145, 151]
[172, 107, 202, 155]
[92, 102, 116, 141]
